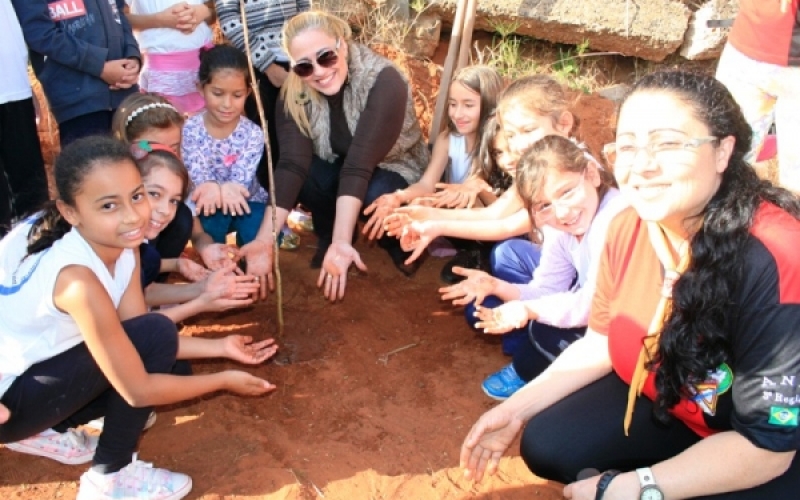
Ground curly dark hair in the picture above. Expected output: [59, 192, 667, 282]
[622, 71, 800, 424]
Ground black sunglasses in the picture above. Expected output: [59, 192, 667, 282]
[291, 40, 340, 78]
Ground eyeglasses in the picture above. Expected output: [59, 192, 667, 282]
[603, 133, 718, 169]
[291, 39, 341, 78]
[531, 170, 586, 220]
[130, 140, 178, 161]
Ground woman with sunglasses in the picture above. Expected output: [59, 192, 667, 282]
[240, 10, 429, 302]
[460, 70, 800, 500]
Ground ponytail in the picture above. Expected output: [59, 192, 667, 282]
[25, 201, 71, 258]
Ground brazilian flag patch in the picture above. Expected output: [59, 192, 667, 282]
[768, 407, 799, 427]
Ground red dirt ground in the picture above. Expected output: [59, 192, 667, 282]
[1, 43, 615, 500]
[1, 242, 566, 500]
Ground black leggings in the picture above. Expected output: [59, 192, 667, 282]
[521, 373, 800, 498]
[247, 61, 288, 189]
[297, 155, 409, 254]
[512, 323, 585, 382]
[0, 314, 184, 474]
[0, 97, 48, 236]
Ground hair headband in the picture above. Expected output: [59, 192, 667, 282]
[567, 137, 604, 171]
[130, 140, 178, 161]
[125, 102, 179, 126]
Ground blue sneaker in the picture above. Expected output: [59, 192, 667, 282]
[482, 363, 526, 401]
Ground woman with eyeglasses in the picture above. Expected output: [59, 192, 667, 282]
[241, 10, 429, 302]
[460, 70, 800, 500]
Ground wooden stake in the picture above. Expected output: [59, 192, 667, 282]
[429, 0, 468, 142]
[238, 0, 284, 335]
[457, 0, 478, 70]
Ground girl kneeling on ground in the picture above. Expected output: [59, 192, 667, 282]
[442, 135, 627, 400]
[0, 136, 277, 500]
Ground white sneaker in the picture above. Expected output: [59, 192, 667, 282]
[77, 454, 192, 500]
[85, 411, 157, 432]
[4, 428, 98, 465]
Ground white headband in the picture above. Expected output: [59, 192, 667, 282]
[125, 103, 179, 126]
[569, 137, 605, 170]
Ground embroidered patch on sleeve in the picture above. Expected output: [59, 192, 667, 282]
[687, 363, 733, 416]
[768, 407, 799, 427]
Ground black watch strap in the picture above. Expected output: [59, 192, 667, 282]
[595, 469, 621, 500]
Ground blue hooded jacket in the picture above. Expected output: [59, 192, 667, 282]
[11, 0, 140, 124]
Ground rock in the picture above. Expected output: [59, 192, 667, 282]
[679, 0, 738, 60]
[318, 0, 371, 26]
[376, 0, 411, 21]
[327, 0, 735, 63]
[598, 83, 631, 103]
[404, 12, 443, 58]
[427, 0, 692, 62]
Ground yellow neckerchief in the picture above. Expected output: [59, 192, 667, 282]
[623, 221, 691, 436]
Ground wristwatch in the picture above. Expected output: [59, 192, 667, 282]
[594, 469, 621, 500]
[636, 467, 665, 500]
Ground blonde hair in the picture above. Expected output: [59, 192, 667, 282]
[280, 11, 353, 136]
[496, 74, 580, 140]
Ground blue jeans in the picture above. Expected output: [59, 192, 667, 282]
[490, 238, 542, 283]
[58, 110, 114, 148]
[0, 314, 184, 474]
[464, 238, 542, 329]
[462, 238, 542, 355]
[199, 201, 266, 246]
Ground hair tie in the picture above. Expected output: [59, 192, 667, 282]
[125, 103, 179, 126]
